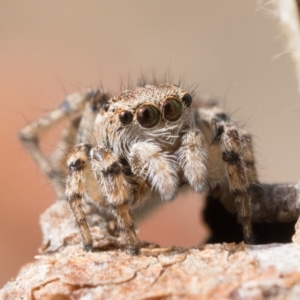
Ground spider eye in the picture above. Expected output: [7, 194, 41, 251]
[137, 105, 160, 128]
[119, 111, 133, 125]
[162, 98, 182, 122]
[182, 93, 192, 107]
[103, 103, 110, 112]
[216, 112, 228, 121]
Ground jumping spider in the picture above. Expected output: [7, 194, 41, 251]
[19, 81, 299, 254]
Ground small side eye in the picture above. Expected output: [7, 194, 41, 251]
[137, 105, 160, 128]
[162, 98, 182, 122]
[216, 112, 228, 121]
[103, 103, 110, 112]
[182, 93, 192, 107]
[119, 111, 133, 125]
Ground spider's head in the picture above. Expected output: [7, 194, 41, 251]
[95, 84, 194, 152]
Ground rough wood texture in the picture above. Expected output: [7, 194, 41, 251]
[1, 200, 300, 300]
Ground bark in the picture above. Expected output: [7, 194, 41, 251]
[2, 200, 300, 300]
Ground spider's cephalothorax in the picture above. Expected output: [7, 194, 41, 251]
[19, 83, 255, 254]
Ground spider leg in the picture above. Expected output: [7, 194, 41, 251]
[217, 129, 259, 214]
[91, 147, 140, 254]
[129, 142, 179, 201]
[18, 88, 108, 198]
[50, 116, 82, 189]
[176, 129, 207, 192]
[65, 143, 94, 251]
[51, 90, 110, 187]
[239, 129, 258, 184]
[211, 122, 253, 242]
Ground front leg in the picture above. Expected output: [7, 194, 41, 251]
[65, 144, 94, 251]
[91, 147, 140, 254]
[129, 142, 179, 201]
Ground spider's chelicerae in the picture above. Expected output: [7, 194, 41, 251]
[19, 81, 300, 254]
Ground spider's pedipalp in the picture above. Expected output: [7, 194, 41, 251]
[129, 142, 179, 201]
[176, 129, 207, 192]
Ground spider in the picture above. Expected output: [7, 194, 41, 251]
[19, 80, 299, 254]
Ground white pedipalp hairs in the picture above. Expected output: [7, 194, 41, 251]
[175, 130, 208, 193]
[129, 141, 179, 201]
[146, 153, 179, 200]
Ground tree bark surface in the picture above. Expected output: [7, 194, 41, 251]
[2, 200, 300, 300]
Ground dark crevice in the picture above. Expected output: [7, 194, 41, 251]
[204, 195, 296, 244]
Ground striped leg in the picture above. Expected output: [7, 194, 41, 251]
[18, 88, 107, 198]
[65, 144, 94, 251]
[49, 116, 82, 192]
[239, 129, 258, 184]
[214, 122, 253, 242]
[90, 147, 140, 254]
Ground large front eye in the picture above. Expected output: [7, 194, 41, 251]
[162, 98, 182, 122]
[119, 111, 133, 125]
[137, 105, 160, 128]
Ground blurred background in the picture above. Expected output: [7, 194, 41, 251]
[1, 0, 300, 287]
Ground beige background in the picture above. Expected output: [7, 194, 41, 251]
[1, 0, 300, 287]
